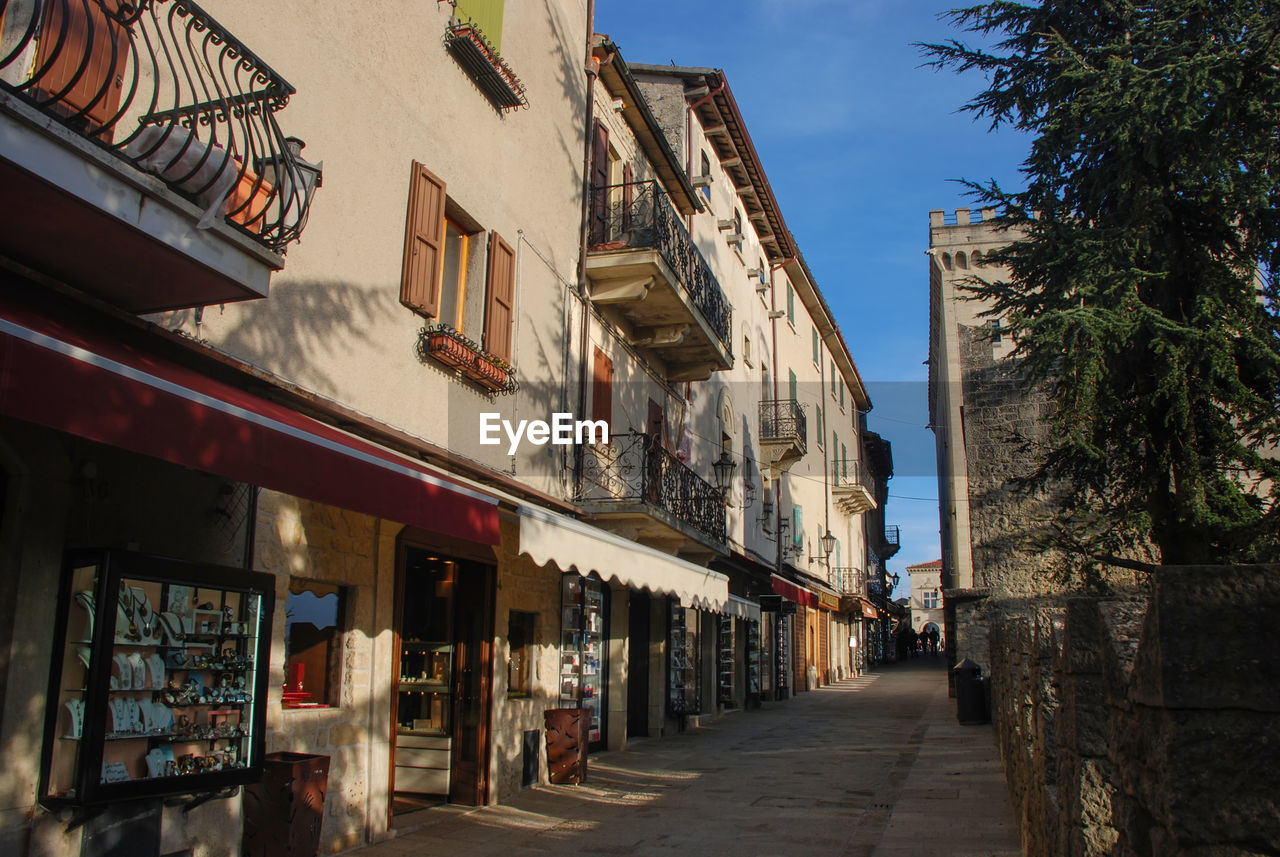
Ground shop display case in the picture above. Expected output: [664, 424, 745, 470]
[745, 620, 761, 698]
[558, 575, 604, 746]
[716, 616, 734, 707]
[668, 602, 698, 716]
[39, 550, 274, 807]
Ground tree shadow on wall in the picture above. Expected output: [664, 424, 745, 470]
[169, 280, 401, 398]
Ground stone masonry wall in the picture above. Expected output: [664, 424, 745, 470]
[254, 490, 383, 854]
[959, 325, 1071, 598]
[986, 565, 1280, 857]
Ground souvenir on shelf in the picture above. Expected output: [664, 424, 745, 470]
[38, 549, 274, 807]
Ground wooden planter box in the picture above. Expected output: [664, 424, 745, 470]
[225, 170, 274, 233]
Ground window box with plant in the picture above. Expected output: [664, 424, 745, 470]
[418, 325, 517, 394]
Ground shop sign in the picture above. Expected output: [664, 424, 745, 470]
[759, 594, 782, 612]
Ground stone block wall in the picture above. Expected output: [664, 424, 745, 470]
[987, 565, 1280, 857]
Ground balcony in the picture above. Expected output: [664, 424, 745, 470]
[830, 567, 863, 596]
[585, 181, 732, 381]
[0, 0, 321, 313]
[882, 524, 901, 559]
[576, 432, 727, 561]
[759, 399, 806, 480]
[832, 461, 878, 515]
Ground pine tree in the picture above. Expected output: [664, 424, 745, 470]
[922, 0, 1280, 567]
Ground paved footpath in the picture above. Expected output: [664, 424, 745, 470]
[356, 658, 1023, 857]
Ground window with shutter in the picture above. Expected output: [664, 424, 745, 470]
[483, 232, 515, 362]
[591, 348, 613, 430]
[786, 283, 795, 326]
[401, 161, 448, 318]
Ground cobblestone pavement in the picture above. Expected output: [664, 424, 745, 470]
[356, 658, 1023, 857]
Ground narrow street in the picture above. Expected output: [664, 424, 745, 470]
[361, 658, 1022, 857]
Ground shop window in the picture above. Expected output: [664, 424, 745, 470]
[508, 610, 536, 698]
[282, 580, 346, 708]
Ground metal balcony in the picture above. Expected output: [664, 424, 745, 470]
[832, 461, 878, 515]
[882, 524, 901, 559]
[830, 567, 863, 596]
[584, 181, 732, 381]
[0, 0, 320, 312]
[576, 432, 727, 560]
[759, 398, 806, 479]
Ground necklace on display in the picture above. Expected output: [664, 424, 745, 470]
[118, 585, 141, 641]
[132, 588, 154, 639]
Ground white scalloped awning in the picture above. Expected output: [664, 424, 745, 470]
[517, 504, 728, 611]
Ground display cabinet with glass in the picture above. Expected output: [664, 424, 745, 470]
[668, 602, 699, 716]
[39, 550, 274, 808]
[558, 575, 605, 747]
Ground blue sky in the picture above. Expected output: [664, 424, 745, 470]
[595, 0, 1028, 597]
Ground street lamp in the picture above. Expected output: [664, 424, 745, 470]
[890, 571, 900, 591]
[820, 529, 836, 559]
[712, 450, 737, 498]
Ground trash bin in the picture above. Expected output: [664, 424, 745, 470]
[544, 708, 588, 784]
[242, 751, 330, 857]
[953, 658, 990, 725]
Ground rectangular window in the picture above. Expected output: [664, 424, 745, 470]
[816, 404, 824, 447]
[840, 379, 846, 410]
[812, 327, 820, 364]
[841, 443, 848, 479]
[507, 610, 536, 697]
[792, 506, 803, 546]
[283, 580, 346, 709]
[923, 591, 939, 609]
[700, 150, 712, 201]
[437, 219, 470, 329]
[831, 360, 837, 397]
[787, 283, 795, 326]
[743, 334, 752, 366]
[990, 319, 1003, 344]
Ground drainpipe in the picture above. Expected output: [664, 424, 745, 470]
[574, 1, 598, 498]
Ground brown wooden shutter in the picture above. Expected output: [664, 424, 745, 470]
[400, 161, 447, 317]
[589, 121, 610, 246]
[483, 231, 516, 362]
[591, 347, 612, 429]
[34, 0, 129, 135]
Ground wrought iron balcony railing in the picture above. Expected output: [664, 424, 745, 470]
[760, 399, 807, 449]
[589, 181, 732, 348]
[1, 0, 319, 252]
[576, 432, 727, 545]
[884, 524, 900, 552]
[830, 567, 863, 596]
[833, 460, 876, 495]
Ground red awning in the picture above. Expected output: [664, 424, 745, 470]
[0, 297, 499, 545]
[771, 575, 819, 609]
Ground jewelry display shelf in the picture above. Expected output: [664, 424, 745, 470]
[38, 549, 274, 808]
